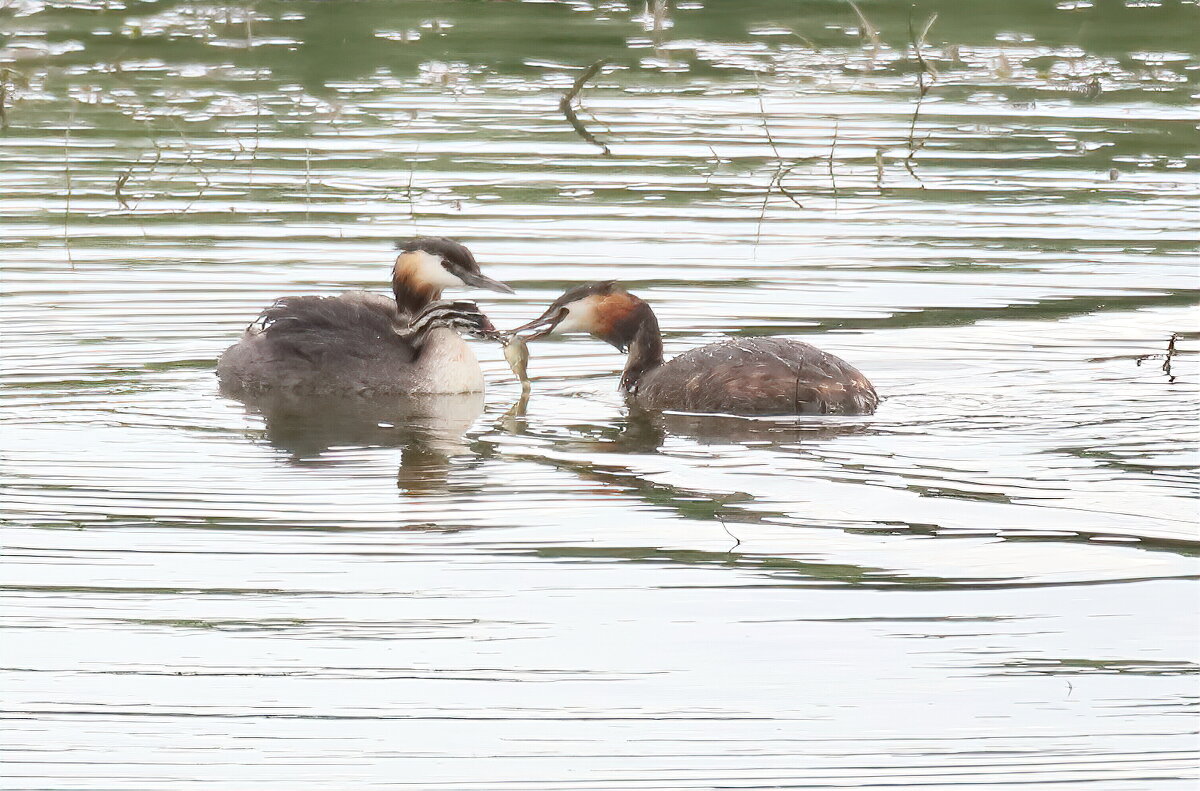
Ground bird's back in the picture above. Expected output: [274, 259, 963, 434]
[633, 336, 878, 416]
[217, 291, 421, 394]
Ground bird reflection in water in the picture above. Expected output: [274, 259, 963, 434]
[225, 374, 872, 499]
[502, 403, 872, 456]
[642, 409, 873, 448]
[225, 388, 485, 495]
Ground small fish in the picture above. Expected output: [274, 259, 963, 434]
[503, 334, 531, 387]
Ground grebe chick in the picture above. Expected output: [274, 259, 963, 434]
[217, 237, 512, 395]
[511, 281, 879, 416]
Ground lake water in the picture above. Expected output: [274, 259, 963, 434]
[2, 0, 1198, 788]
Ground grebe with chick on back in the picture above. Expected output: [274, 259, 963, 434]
[217, 237, 511, 395]
[510, 281, 879, 416]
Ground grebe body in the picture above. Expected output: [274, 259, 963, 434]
[217, 238, 510, 395]
[513, 281, 878, 416]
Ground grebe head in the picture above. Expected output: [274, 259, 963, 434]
[511, 281, 653, 352]
[393, 237, 514, 296]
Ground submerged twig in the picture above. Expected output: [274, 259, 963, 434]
[114, 169, 131, 209]
[241, 91, 263, 188]
[754, 81, 806, 247]
[400, 154, 420, 229]
[1135, 333, 1181, 383]
[702, 144, 724, 187]
[756, 87, 805, 211]
[560, 59, 610, 156]
[127, 144, 162, 212]
[166, 117, 211, 212]
[913, 11, 939, 80]
[846, 0, 882, 71]
[904, 5, 938, 186]
[304, 146, 311, 221]
[63, 112, 74, 268]
[715, 511, 742, 553]
[1163, 333, 1178, 381]
[828, 116, 841, 208]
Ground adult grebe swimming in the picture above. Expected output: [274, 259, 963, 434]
[217, 237, 511, 395]
[510, 281, 879, 416]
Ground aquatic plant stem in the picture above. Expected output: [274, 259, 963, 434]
[560, 60, 610, 155]
[905, 6, 938, 186]
[63, 108, 74, 269]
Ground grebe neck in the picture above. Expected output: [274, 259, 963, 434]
[392, 275, 441, 316]
[618, 308, 664, 393]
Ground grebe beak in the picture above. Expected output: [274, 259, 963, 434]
[509, 307, 567, 341]
[459, 270, 515, 294]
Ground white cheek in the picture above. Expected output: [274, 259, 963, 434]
[553, 300, 598, 334]
[412, 250, 466, 289]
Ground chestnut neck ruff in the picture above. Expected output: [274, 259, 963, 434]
[391, 274, 442, 317]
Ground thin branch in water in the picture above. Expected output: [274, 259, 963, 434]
[702, 143, 723, 187]
[247, 92, 263, 186]
[846, 0, 882, 71]
[165, 116, 211, 213]
[828, 115, 841, 209]
[128, 143, 162, 212]
[180, 149, 211, 213]
[304, 146, 311, 221]
[903, 134, 929, 183]
[773, 162, 805, 209]
[1163, 333, 1178, 382]
[560, 59, 610, 156]
[715, 511, 742, 553]
[753, 81, 805, 248]
[756, 83, 783, 161]
[142, 121, 191, 202]
[63, 110, 74, 269]
[904, 5, 938, 186]
[916, 12, 939, 79]
[755, 175, 771, 250]
[579, 103, 618, 144]
[753, 83, 775, 248]
[114, 170, 131, 209]
[403, 155, 421, 231]
[1135, 333, 1181, 383]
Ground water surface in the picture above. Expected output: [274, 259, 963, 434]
[2, 0, 1198, 788]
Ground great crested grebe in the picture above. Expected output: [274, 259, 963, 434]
[217, 237, 511, 395]
[511, 281, 879, 416]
